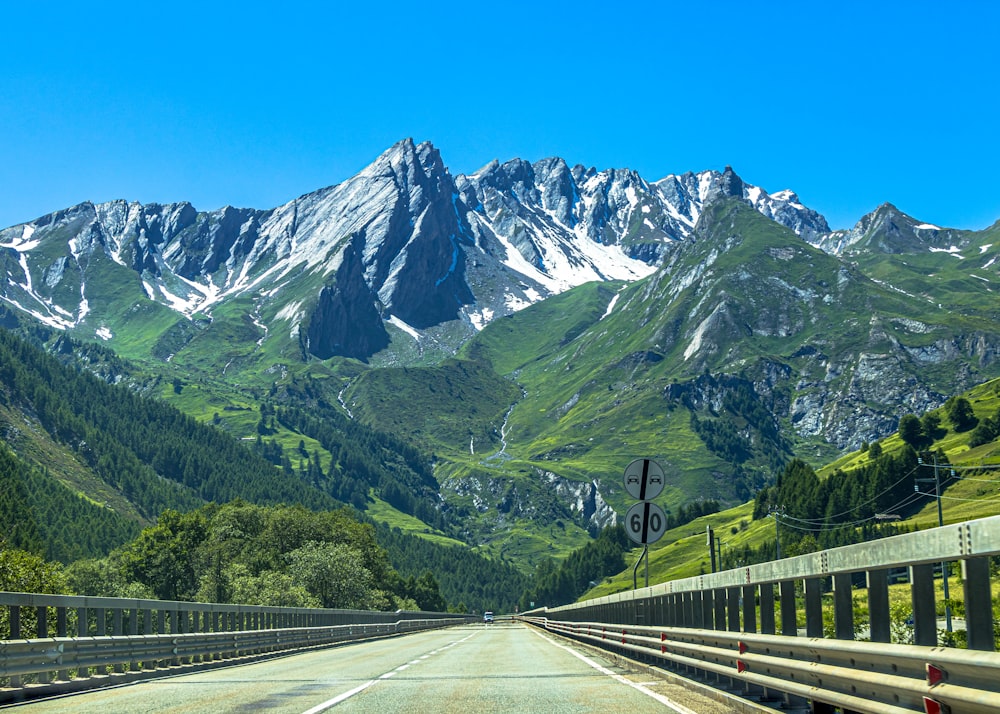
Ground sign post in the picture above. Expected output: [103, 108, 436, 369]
[622, 459, 667, 590]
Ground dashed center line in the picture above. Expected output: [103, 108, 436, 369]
[300, 632, 477, 713]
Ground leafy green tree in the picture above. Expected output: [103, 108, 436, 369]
[947, 396, 978, 432]
[0, 546, 67, 594]
[118, 509, 207, 600]
[65, 555, 153, 598]
[969, 422, 997, 448]
[921, 413, 943, 442]
[286, 541, 379, 609]
[223, 563, 319, 608]
[898, 414, 925, 448]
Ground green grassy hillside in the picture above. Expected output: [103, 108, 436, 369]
[584, 376, 1000, 600]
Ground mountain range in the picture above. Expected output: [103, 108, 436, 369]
[2, 138, 999, 565]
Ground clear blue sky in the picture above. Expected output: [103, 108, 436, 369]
[2, 1, 998, 232]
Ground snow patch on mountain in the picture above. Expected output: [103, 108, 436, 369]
[388, 315, 421, 340]
[0, 224, 40, 251]
[929, 246, 963, 257]
[469, 307, 494, 331]
[602, 292, 621, 319]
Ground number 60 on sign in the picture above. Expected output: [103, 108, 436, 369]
[624, 501, 667, 545]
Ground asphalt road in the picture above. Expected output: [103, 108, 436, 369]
[8, 623, 732, 713]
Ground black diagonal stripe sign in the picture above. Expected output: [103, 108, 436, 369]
[623, 458, 665, 501]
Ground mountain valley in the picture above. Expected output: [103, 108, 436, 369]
[2, 138, 1000, 573]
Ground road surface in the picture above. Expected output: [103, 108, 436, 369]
[8, 622, 731, 713]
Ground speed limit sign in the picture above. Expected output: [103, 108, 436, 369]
[624, 501, 667, 545]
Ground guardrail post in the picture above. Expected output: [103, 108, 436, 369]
[742, 585, 756, 634]
[700, 589, 714, 629]
[832, 573, 854, 640]
[726, 586, 740, 631]
[128, 607, 140, 671]
[112, 606, 124, 674]
[56, 605, 69, 681]
[709, 588, 723, 630]
[707, 588, 721, 630]
[779, 580, 796, 636]
[804, 578, 823, 638]
[142, 606, 154, 669]
[37, 605, 49, 684]
[866, 569, 890, 643]
[759, 583, 775, 634]
[9, 604, 21, 688]
[909, 563, 937, 646]
[962, 556, 995, 651]
[669, 593, 679, 626]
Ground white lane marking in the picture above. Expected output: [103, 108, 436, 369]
[528, 628, 701, 714]
[300, 631, 479, 713]
[300, 680, 376, 714]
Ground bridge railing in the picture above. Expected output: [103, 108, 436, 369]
[0, 592, 472, 702]
[520, 514, 1000, 713]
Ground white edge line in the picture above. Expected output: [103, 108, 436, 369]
[528, 628, 701, 714]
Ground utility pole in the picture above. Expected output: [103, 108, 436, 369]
[917, 455, 953, 633]
[707, 525, 716, 573]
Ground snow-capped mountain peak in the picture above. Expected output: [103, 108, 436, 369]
[0, 139, 838, 361]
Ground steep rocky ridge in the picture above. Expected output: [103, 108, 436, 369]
[0, 139, 834, 365]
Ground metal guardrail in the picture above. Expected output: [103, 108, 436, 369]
[1, 591, 472, 702]
[520, 617, 1000, 714]
[520, 515, 1000, 713]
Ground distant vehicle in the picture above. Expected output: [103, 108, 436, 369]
[483, 611, 494, 623]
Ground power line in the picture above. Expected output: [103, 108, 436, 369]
[779, 463, 921, 525]
[916, 490, 1000, 504]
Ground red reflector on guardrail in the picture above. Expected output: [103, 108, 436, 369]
[621, 630, 626, 644]
[661, 632, 667, 641]
[926, 663, 945, 686]
[738, 640, 748, 654]
[923, 696, 950, 714]
[737, 660, 748, 674]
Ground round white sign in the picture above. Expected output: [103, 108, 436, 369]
[623, 458, 665, 501]
[624, 501, 668, 545]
